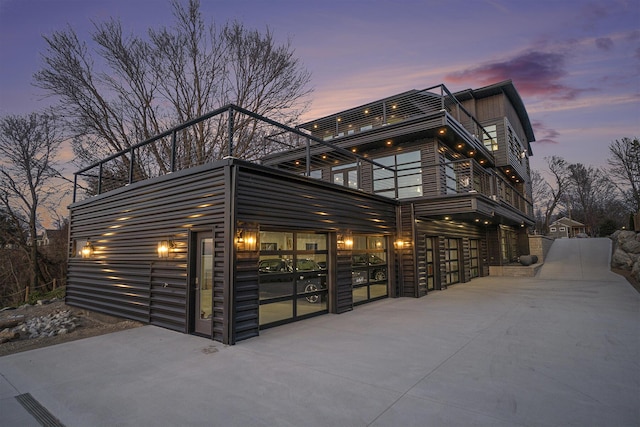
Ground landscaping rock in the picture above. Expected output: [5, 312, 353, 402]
[11, 310, 79, 340]
[612, 249, 633, 268]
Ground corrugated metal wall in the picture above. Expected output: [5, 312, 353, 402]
[67, 162, 229, 333]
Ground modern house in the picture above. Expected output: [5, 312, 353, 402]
[66, 80, 535, 344]
[548, 217, 587, 238]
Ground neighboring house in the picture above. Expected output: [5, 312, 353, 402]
[548, 217, 587, 238]
[66, 80, 535, 345]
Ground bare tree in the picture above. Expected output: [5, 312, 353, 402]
[566, 163, 619, 236]
[533, 156, 569, 233]
[34, 0, 312, 174]
[0, 113, 66, 297]
[607, 137, 640, 213]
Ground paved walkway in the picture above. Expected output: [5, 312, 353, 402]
[1, 238, 639, 426]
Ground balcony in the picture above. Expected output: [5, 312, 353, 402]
[298, 84, 496, 166]
[421, 159, 533, 219]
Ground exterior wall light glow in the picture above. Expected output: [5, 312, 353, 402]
[337, 232, 353, 250]
[157, 240, 175, 258]
[394, 239, 408, 249]
[235, 229, 257, 251]
[81, 239, 94, 259]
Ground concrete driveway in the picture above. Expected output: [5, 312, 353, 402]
[1, 238, 639, 426]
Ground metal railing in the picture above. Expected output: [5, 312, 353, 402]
[422, 159, 533, 216]
[72, 101, 532, 218]
[297, 84, 496, 159]
[72, 105, 396, 202]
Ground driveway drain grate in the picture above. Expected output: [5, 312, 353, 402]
[15, 393, 66, 427]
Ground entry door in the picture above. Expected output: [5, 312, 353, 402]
[194, 232, 213, 336]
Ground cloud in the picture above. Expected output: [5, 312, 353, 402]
[595, 37, 614, 50]
[532, 121, 560, 145]
[445, 50, 585, 100]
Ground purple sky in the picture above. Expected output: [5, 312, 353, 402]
[1, 0, 639, 177]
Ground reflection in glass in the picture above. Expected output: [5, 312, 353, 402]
[258, 231, 328, 327]
[200, 238, 213, 320]
[351, 235, 388, 305]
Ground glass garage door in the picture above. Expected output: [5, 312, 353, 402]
[258, 231, 328, 328]
[351, 235, 388, 305]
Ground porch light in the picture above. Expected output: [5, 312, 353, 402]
[438, 129, 446, 135]
[235, 229, 257, 251]
[456, 143, 464, 149]
[337, 232, 353, 250]
[157, 240, 175, 258]
[81, 239, 94, 259]
[394, 239, 410, 249]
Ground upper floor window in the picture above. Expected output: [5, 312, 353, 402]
[373, 150, 422, 199]
[482, 124, 498, 151]
[332, 162, 358, 189]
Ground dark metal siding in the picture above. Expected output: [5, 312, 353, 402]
[397, 204, 417, 298]
[234, 164, 397, 233]
[67, 163, 228, 334]
[335, 253, 354, 313]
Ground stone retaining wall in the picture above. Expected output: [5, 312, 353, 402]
[610, 230, 640, 282]
[529, 235, 554, 263]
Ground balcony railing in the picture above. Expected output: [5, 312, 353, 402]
[423, 159, 533, 217]
[72, 104, 396, 203]
[298, 84, 495, 161]
[72, 103, 532, 219]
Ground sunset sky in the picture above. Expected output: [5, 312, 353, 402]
[1, 0, 639, 177]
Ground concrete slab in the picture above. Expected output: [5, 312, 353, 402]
[0, 238, 638, 426]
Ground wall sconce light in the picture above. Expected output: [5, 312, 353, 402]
[81, 239, 94, 259]
[157, 240, 175, 258]
[394, 239, 406, 249]
[235, 229, 257, 251]
[337, 232, 353, 250]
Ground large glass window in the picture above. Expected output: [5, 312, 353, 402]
[482, 124, 498, 151]
[373, 150, 422, 199]
[351, 235, 388, 305]
[258, 231, 328, 328]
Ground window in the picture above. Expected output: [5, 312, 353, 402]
[373, 150, 422, 199]
[559, 227, 566, 231]
[550, 227, 556, 232]
[309, 169, 322, 179]
[258, 231, 328, 328]
[482, 124, 498, 151]
[332, 162, 358, 189]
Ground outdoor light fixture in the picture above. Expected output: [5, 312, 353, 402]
[157, 240, 175, 258]
[81, 239, 94, 259]
[337, 232, 353, 250]
[394, 239, 405, 249]
[235, 229, 257, 251]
